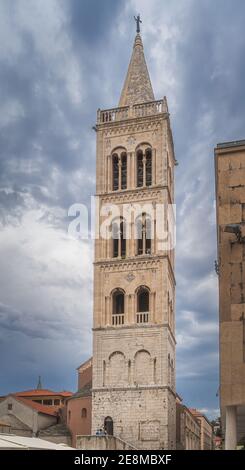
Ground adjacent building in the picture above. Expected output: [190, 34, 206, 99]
[92, 24, 176, 450]
[66, 358, 92, 447]
[0, 390, 71, 446]
[215, 140, 245, 449]
[190, 409, 213, 450]
[176, 397, 201, 450]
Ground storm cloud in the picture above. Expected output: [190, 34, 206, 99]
[0, 0, 245, 418]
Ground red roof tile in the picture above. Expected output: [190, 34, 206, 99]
[13, 396, 58, 416]
[14, 389, 72, 398]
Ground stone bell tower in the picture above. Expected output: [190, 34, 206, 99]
[92, 22, 176, 450]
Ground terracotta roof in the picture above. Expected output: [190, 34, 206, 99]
[14, 396, 58, 417]
[15, 389, 72, 398]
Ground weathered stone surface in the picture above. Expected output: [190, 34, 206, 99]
[119, 34, 155, 107]
[93, 32, 176, 450]
[215, 142, 245, 411]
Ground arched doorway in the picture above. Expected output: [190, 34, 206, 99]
[104, 416, 113, 436]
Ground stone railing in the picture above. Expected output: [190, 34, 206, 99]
[112, 313, 124, 326]
[97, 98, 167, 124]
[136, 312, 149, 324]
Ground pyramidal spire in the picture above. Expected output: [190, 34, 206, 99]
[119, 29, 155, 107]
[36, 376, 43, 390]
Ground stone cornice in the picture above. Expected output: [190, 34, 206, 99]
[93, 322, 176, 344]
[92, 384, 176, 398]
[94, 254, 176, 286]
[96, 112, 168, 132]
[96, 185, 174, 205]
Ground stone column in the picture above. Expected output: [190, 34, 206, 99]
[152, 148, 156, 185]
[108, 155, 111, 192]
[225, 405, 237, 450]
[132, 151, 136, 189]
[143, 153, 146, 187]
[118, 157, 122, 190]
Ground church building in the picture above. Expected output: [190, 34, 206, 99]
[92, 20, 177, 450]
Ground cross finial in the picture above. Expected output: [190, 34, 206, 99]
[134, 14, 142, 34]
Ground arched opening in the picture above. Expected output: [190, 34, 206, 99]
[112, 154, 119, 191]
[81, 408, 87, 418]
[108, 351, 126, 385]
[136, 286, 150, 323]
[112, 289, 124, 325]
[104, 416, 113, 436]
[134, 350, 151, 385]
[137, 150, 143, 187]
[145, 148, 152, 186]
[136, 213, 152, 255]
[112, 218, 126, 258]
[121, 152, 127, 190]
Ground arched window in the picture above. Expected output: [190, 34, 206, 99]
[81, 408, 87, 418]
[121, 152, 127, 190]
[136, 286, 150, 323]
[112, 218, 126, 258]
[137, 150, 143, 187]
[112, 151, 127, 191]
[136, 213, 152, 255]
[104, 416, 113, 436]
[112, 289, 124, 325]
[145, 148, 152, 186]
[112, 154, 119, 191]
[68, 410, 71, 422]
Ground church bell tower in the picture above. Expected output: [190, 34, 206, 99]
[92, 20, 176, 450]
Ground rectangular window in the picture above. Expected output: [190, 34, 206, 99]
[8, 403, 12, 411]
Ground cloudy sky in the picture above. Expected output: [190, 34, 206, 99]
[0, 0, 244, 418]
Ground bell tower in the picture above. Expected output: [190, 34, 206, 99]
[92, 22, 176, 450]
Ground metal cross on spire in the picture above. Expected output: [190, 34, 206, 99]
[134, 14, 142, 33]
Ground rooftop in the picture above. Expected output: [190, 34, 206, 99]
[14, 389, 72, 398]
[13, 396, 58, 416]
[216, 139, 245, 149]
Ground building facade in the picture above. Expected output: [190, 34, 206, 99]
[176, 399, 201, 450]
[66, 358, 92, 447]
[190, 409, 213, 450]
[92, 29, 176, 450]
[215, 140, 245, 449]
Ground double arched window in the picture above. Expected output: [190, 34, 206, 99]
[112, 217, 126, 258]
[112, 151, 127, 191]
[136, 213, 152, 256]
[112, 289, 124, 325]
[111, 286, 150, 325]
[136, 146, 152, 187]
